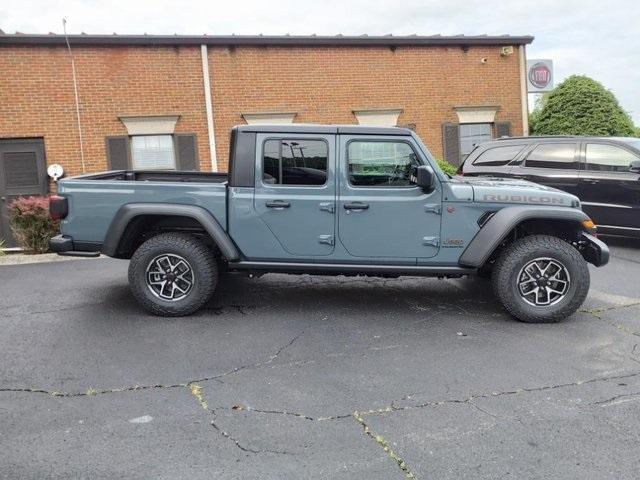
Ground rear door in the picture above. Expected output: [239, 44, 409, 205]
[509, 141, 580, 195]
[253, 134, 336, 257]
[578, 141, 640, 230]
[0, 139, 48, 247]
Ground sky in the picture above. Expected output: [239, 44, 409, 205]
[2, 0, 639, 123]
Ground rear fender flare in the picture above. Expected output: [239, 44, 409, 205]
[459, 206, 590, 267]
[102, 203, 240, 260]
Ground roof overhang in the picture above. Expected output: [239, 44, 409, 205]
[0, 33, 534, 47]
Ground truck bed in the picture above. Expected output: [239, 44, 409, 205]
[77, 170, 228, 183]
[57, 170, 228, 245]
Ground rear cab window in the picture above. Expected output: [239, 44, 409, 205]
[524, 143, 578, 169]
[471, 144, 525, 166]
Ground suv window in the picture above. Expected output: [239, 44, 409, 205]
[585, 143, 639, 172]
[348, 141, 419, 187]
[524, 143, 578, 169]
[472, 145, 525, 166]
[263, 139, 328, 186]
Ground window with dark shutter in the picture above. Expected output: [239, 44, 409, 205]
[175, 134, 199, 171]
[106, 136, 130, 170]
[495, 121, 511, 138]
[3, 152, 40, 187]
[442, 123, 460, 166]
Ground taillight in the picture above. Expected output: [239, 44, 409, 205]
[49, 195, 68, 220]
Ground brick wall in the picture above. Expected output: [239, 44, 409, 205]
[209, 45, 524, 170]
[0, 43, 524, 174]
[0, 45, 210, 176]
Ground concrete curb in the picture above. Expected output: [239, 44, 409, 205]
[0, 253, 104, 266]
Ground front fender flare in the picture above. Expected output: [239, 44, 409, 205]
[459, 206, 590, 267]
[102, 203, 240, 260]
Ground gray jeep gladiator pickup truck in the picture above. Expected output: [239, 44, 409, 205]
[49, 125, 609, 322]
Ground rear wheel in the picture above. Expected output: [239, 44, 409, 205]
[491, 234, 589, 323]
[128, 233, 218, 316]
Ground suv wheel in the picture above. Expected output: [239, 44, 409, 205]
[128, 233, 218, 316]
[491, 234, 589, 323]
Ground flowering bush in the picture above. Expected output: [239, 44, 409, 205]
[8, 196, 59, 253]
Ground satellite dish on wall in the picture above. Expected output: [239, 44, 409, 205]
[47, 164, 64, 181]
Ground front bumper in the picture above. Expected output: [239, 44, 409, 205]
[580, 232, 609, 267]
[49, 235, 101, 257]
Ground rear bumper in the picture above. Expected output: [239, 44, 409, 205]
[49, 235, 101, 257]
[580, 232, 609, 267]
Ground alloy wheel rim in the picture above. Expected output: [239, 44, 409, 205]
[145, 254, 195, 301]
[517, 257, 570, 307]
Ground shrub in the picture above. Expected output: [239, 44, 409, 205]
[531, 75, 635, 136]
[436, 158, 458, 176]
[8, 196, 59, 253]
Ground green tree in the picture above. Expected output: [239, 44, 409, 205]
[530, 75, 635, 136]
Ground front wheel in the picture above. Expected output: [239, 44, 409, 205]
[491, 235, 589, 323]
[128, 233, 218, 316]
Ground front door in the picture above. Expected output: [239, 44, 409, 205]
[0, 139, 48, 247]
[337, 135, 441, 260]
[578, 142, 640, 230]
[254, 134, 336, 257]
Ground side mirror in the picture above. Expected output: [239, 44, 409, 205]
[629, 160, 640, 173]
[413, 165, 436, 192]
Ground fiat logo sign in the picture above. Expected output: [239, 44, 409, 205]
[529, 62, 551, 89]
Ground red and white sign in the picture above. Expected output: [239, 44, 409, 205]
[527, 59, 553, 92]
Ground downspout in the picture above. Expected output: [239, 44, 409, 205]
[200, 44, 218, 171]
[519, 45, 529, 136]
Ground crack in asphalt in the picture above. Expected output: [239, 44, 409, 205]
[188, 383, 294, 456]
[361, 370, 640, 418]
[590, 391, 640, 406]
[580, 302, 640, 339]
[353, 410, 417, 479]
[0, 332, 304, 398]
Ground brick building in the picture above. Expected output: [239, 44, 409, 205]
[0, 33, 532, 244]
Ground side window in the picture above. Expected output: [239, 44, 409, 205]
[585, 144, 639, 172]
[348, 141, 419, 187]
[131, 135, 176, 170]
[262, 139, 328, 186]
[459, 123, 493, 163]
[524, 143, 578, 169]
[472, 145, 525, 166]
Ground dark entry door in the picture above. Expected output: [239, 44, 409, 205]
[0, 139, 48, 247]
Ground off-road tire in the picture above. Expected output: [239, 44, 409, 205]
[491, 234, 589, 323]
[128, 233, 218, 316]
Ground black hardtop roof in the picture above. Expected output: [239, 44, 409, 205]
[234, 124, 414, 136]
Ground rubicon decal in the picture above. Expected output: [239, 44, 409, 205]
[483, 194, 565, 205]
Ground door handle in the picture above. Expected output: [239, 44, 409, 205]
[343, 202, 369, 211]
[583, 179, 600, 184]
[265, 200, 290, 209]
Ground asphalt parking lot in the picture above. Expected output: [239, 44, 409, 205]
[1, 236, 640, 479]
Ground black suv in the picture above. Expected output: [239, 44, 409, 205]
[461, 136, 640, 237]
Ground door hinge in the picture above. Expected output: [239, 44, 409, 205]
[318, 234, 334, 246]
[422, 236, 440, 247]
[319, 202, 335, 214]
[424, 203, 441, 215]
